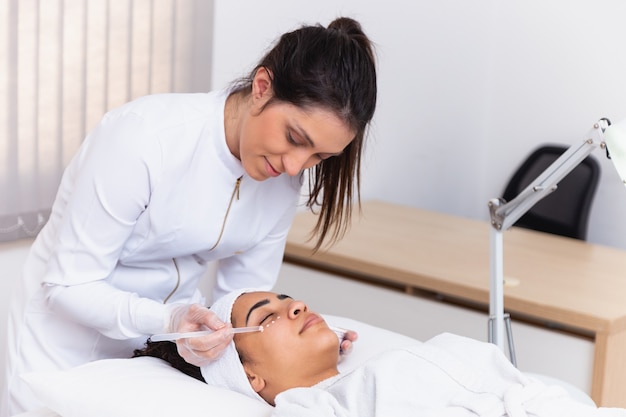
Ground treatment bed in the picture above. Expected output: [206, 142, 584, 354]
[13, 315, 417, 417]
[1, 240, 592, 416]
[11, 312, 593, 417]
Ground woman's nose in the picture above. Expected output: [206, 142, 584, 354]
[283, 151, 318, 176]
[288, 300, 308, 318]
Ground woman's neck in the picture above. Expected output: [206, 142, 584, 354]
[223, 90, 249, 159]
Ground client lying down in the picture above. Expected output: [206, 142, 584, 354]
[135, 288, 626, 416]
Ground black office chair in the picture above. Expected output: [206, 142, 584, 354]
[502, 144, 601, 240]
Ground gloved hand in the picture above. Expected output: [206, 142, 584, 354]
[330, 326, 357, 358]
[340, 329, 358, 356]
[169, 303, 234, 367]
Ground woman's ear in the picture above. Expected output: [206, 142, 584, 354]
[243, 364, 266, 394]
[251, 66, 273, 104]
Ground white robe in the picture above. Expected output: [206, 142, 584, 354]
[273, 334, 626, 417]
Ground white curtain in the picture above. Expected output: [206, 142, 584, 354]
[0, 0, 213, 242]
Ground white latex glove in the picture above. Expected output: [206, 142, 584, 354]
[330, 326, 358, 359]
[340, 329, 358, 356]
[169, 303, 234, 367]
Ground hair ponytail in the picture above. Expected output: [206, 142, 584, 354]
[232, 17, 377, 250]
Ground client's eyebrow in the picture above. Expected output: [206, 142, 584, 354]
[245, 299, 269, 325]
[245, 294, 292, 325]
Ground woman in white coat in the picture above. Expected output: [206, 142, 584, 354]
[1, 16, 377, 416]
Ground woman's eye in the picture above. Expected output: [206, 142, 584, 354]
[259, 313, 274, 325]
[287, 132, 298, 145]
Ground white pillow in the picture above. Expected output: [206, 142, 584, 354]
[22, 357, 272, 417]
[21, 315, 420, 417]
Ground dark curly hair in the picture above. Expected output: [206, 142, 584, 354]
[133, 340, 204, 382]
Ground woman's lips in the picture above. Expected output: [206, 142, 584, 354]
[265, 158, 281, 177]
[300, 314, 323, 333]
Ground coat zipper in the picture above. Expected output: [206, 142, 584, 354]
[208, 175, 242, 251]
[162, 176, 242, 304]
[163, 258, 180, 304]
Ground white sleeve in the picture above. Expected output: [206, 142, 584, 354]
[214, 201, 298, 299]
[44, 110, 158, 286]
[43, 281, 173, 339]
[43, 110, 164, 338]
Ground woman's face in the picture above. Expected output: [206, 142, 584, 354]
[231, 291, 340, 403]
[233, 68, 355, 181]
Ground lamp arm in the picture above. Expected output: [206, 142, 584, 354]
[487, 119, 615, 360]
[488, 121, 608, 232]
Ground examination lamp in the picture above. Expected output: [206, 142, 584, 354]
[487, 118, 626, 364]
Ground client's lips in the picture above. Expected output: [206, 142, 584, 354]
[300, 314, 323, 334]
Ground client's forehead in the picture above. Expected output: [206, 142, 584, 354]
[233, 292, 291, 325]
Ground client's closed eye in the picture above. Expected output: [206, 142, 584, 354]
[260, 313, 274, 325]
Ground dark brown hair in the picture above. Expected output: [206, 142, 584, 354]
[232, 17, 377, 250]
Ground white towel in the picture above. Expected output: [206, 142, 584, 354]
[200, 288, 265, 402]
[272, 334, 626, 417]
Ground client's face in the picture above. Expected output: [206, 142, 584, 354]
[231, 291, 340, 404]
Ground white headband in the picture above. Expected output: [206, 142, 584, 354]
[200, 288, 265, 402]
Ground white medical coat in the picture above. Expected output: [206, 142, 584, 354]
[2, 89, 302, 416]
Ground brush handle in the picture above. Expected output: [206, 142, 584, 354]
[149, 326, 262, 342]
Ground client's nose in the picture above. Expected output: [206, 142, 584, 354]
[288, 300, 308, 318]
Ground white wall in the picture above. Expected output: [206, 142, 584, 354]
[211, 0, 626, 250]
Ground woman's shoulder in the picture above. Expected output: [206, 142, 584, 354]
[108, 89, 226, 119]
[96, 91, 223, 132]
[91, 90, 228, 151]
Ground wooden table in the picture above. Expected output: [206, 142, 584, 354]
[285, 200, 626, 407]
